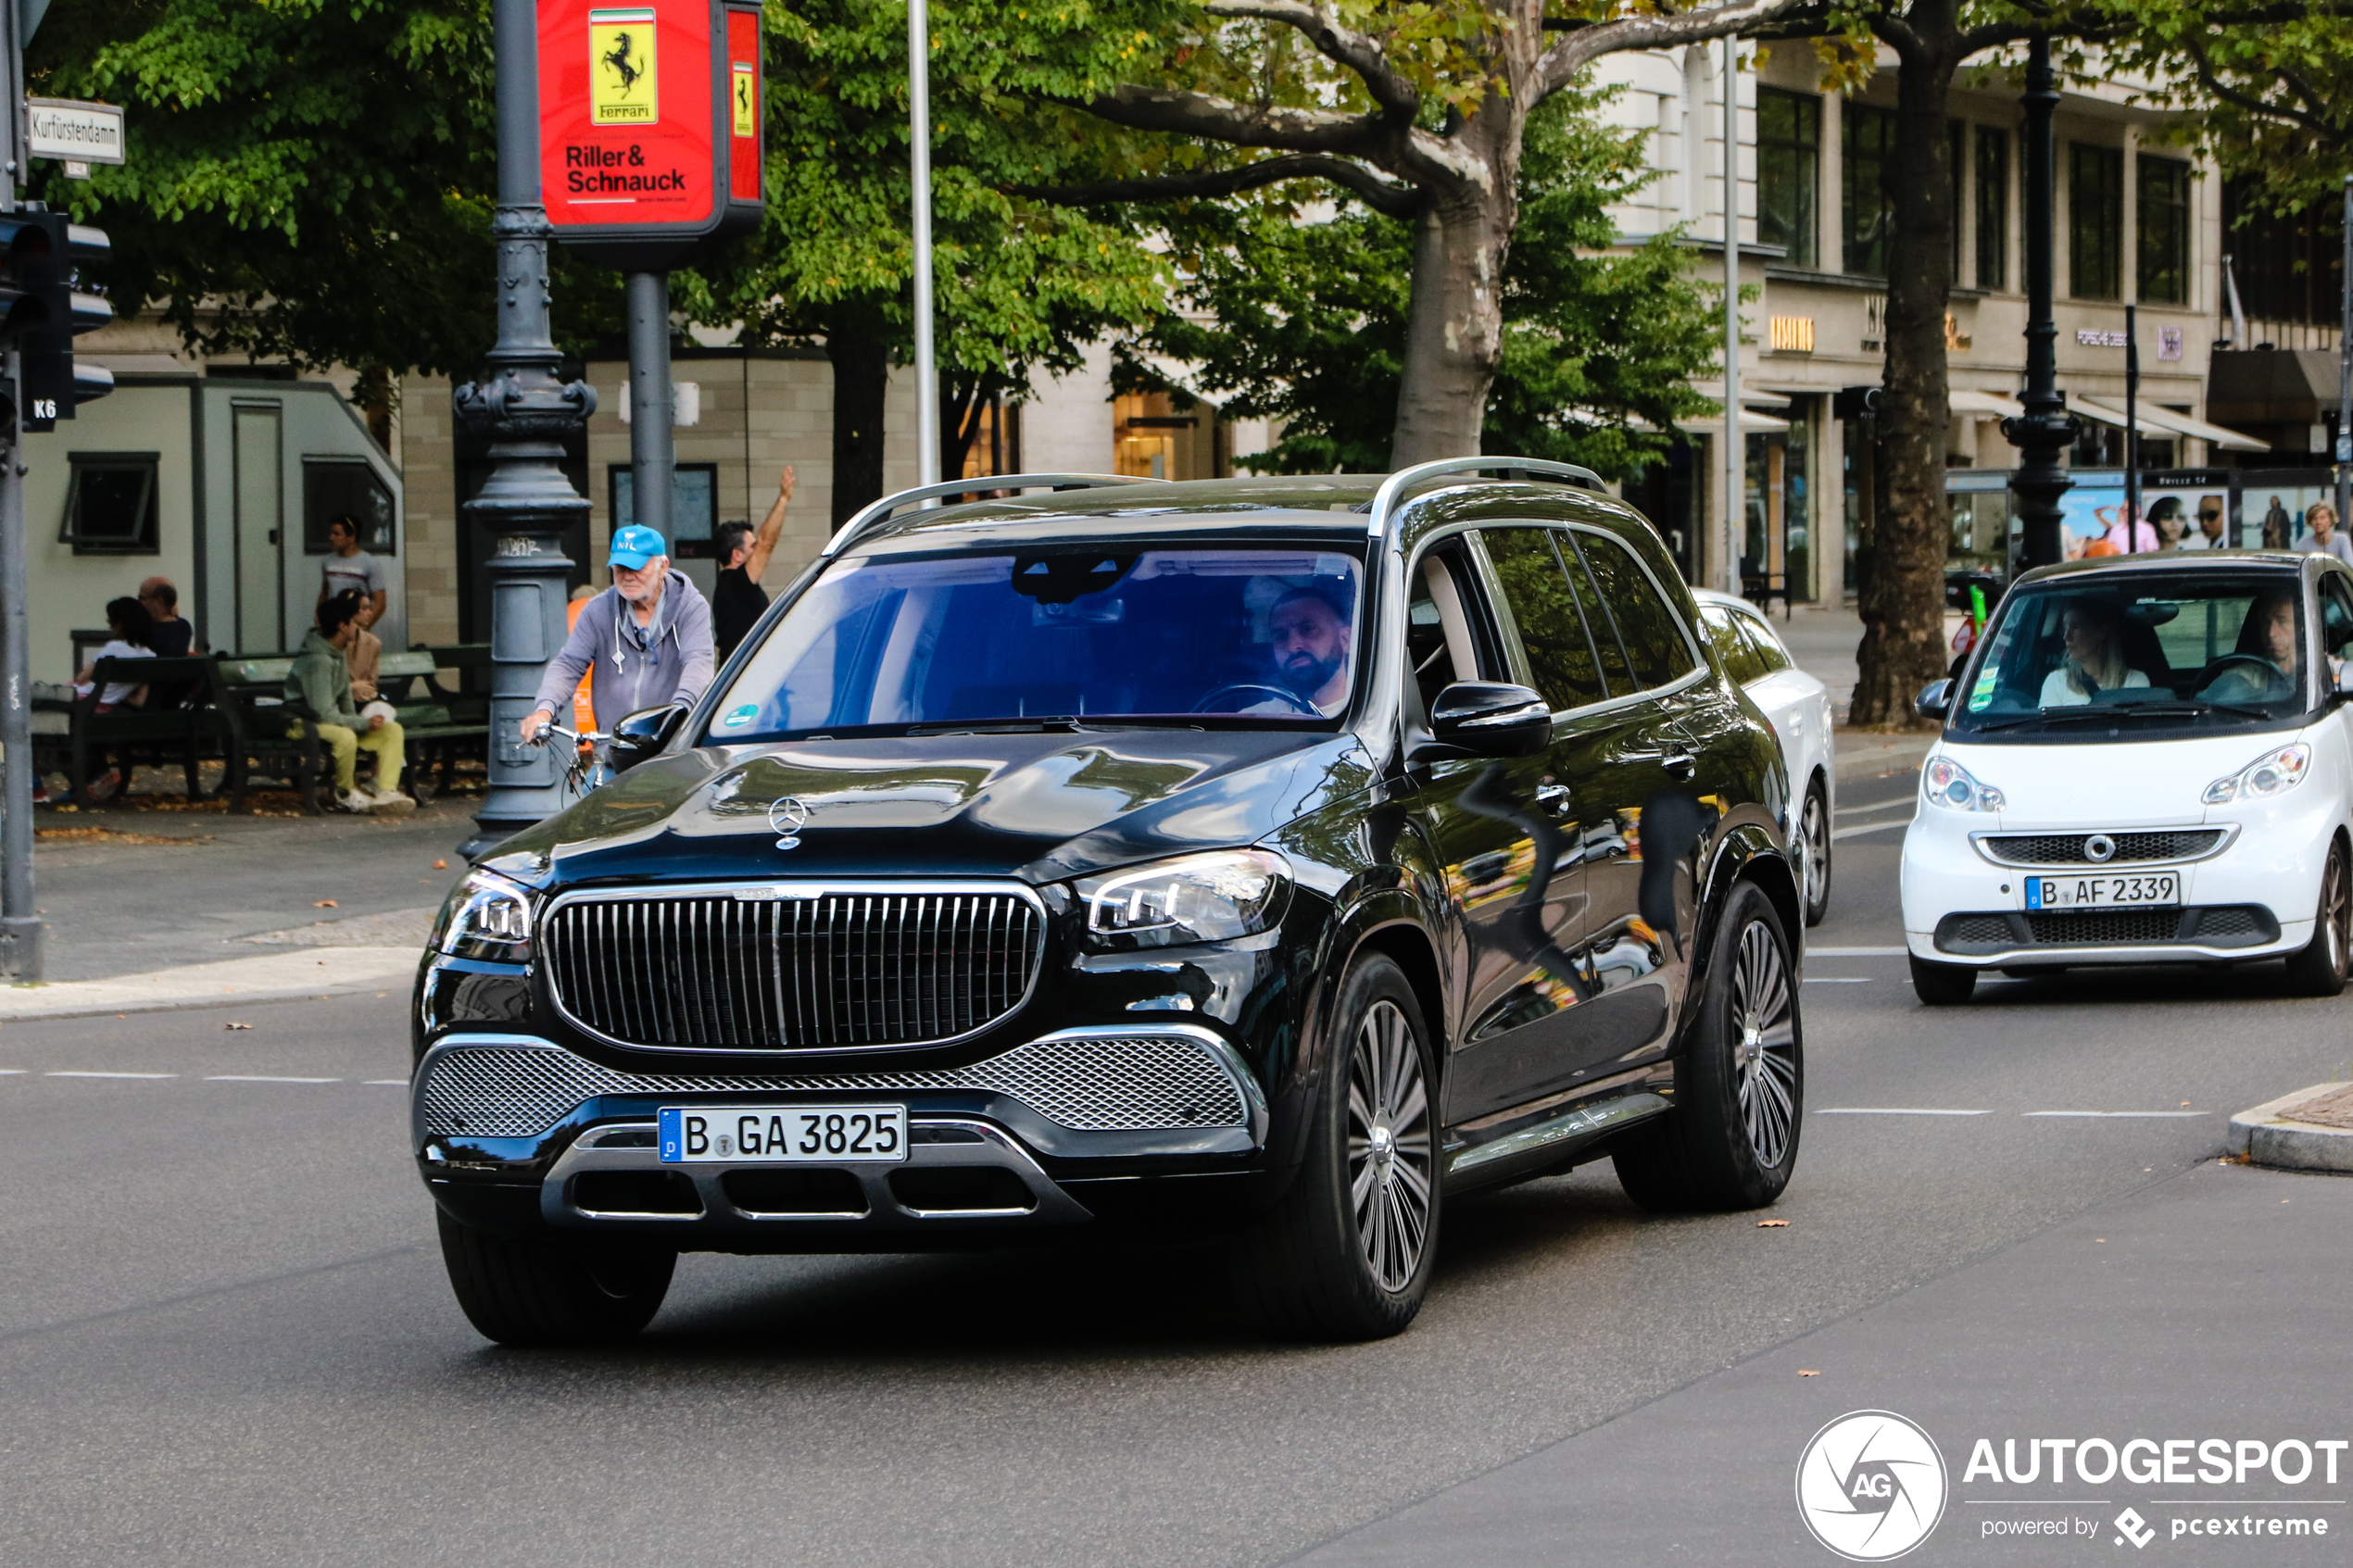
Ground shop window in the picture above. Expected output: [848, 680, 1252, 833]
[1975, 127, 2007, 290]
[610, 463, 717, 557]
[1115, 392, 1223, 481]
[59, 452, 160, 556]
[302, 459, 396, 555]
[1757, 89, 1819, 269]
[2137, 156, 2191, 306]
[1842, 103, 1896, 278]
[2069, 143, 2123, 300]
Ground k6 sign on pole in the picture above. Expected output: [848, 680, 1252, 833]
[537, 0, 763, 268]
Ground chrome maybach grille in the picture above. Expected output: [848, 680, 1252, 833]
[541, 886, 1046, 1050]
[416, 1035, 1252, 1140]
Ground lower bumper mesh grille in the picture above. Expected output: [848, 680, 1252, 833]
[1933, 905, 2281, 955]
[416, 1034, 1252, 1140]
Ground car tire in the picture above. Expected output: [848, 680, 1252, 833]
[1613, 882, 1802, 1212]
[435, 1209, 676, 1348]
[2283, 840, 2351, 998]
[1236, 953, 1438, 1341]
[1799, 776, 1832, 927]
[1909, 954, 1977, 1006]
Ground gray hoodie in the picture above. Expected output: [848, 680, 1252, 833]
[533, 571, 715, 731]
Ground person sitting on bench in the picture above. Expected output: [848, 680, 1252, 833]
[288, 596, 413, 814]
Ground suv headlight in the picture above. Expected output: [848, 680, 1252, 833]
[1923, 756, 2005, 813]
[2203, 742, 2311, 806]
[429, 869, 534, 961]
[1074, 849, 1291, 950]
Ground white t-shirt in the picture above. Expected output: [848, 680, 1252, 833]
[76, 640, 155, 707]
[321, 549, 387, 603]
[2038, 665, 2149, 707]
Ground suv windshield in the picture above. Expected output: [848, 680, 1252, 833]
[707, 543, 1365, 739]
[1951, 571, 2314, 739]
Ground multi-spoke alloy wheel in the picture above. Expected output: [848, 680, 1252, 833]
[1730, 919, 1800, 1170]
[1238, 953, 1439, 1340]
[1347, 999, 1434, 1294]
[2285, 840, 2351, 997]
[1612, 880, 1803, 1211]
[1799, 783, 1831, 926]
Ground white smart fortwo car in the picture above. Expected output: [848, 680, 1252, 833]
[1901, 550, 2353, 1005]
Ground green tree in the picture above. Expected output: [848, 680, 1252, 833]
[1137, 91, 1718, 478]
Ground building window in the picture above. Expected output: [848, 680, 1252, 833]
[1756, 89, 1819, 269]
[2137, 155, 2191, 306]
[2069, 143, 2123, 299]
[59, 453, 160, 556]
[1842, 102, 1896, 278]
[1949, 119, 1967, 276]
[2225, 176, 2344, 324]
[1975, 126, 2007, 290]
[302, 459, 396, 556]
[609, 463, 718, 557]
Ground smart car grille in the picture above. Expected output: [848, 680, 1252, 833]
[1976, 830, 2224, 867]
[541, 890, 1045, 1050]
[415, 1035, 1251, 1140]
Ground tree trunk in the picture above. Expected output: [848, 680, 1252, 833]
[1390, 191, 1515, 468]
[1848, 43, 1960, 729]
[827, 327, 889, 527]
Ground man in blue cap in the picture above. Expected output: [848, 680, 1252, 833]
[521, 524, 715, 745]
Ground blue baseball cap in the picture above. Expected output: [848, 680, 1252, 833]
[609, 525, 667, 571]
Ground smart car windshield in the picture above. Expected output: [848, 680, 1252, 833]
[1949, 571, 2319, 740]
[706, 543, 1365, 739]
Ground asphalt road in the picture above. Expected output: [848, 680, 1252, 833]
[2, 766, 2347, 1567]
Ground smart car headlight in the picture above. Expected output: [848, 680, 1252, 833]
[2203, 742, 2311, 806]
[429, 869, 533, 961]
[1923, 756, 2005, 813]
[1074, 849, 1291, 950]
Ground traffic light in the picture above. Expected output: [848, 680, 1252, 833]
[18, 212, 110, 432]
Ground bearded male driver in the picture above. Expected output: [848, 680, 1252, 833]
[520, 525, 715, 746]
[1246, 585, 1354, 716]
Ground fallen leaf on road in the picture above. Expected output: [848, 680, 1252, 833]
[433, 859, 448, 870]
[314, 899, 338, 909]
[2180, 1101, 2191, 1107]
[1757, 1219, 1790, 1228]
[1798, 1370, 1820, 1377]
[2095, 1238, 2106, 1244]
[224, 1022, 252, 1031]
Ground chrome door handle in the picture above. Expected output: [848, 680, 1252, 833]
[1536, 782, 1572, 813]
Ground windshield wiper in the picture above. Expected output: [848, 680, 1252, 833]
[902, 716, 1205, 736]
[1969, 700, 2271, 733]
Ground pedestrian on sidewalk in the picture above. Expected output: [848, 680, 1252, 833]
[136, 577, 195, 657]
[316, 513, 389, 624]
[289, 596, 412, 813]
[711, 465, 796, 662]
[520, 526, 714, 744]
[2294, 501, 2353, 567]
[336, 589, 385, 703]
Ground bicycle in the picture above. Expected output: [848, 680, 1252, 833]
[526, 718, 616, 801]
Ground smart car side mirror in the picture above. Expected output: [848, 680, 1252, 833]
[1915, 679, 1954, 721]
[610, 703, 689, 771]
[1428, 682, 1553, 758]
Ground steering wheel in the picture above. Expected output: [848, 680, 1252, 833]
[2192, 653, 2281, 698]
[1192, 682, 1318, 715]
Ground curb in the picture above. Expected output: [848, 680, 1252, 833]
[2226, 1084, 2353, 1173]
[0, 947, 422, 1023]
[1834, 734, 1936, 785]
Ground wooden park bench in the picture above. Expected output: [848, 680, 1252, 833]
[215, 656, 332, 812]
[379, 643, 490, 800]
[42, 656, 239, 808]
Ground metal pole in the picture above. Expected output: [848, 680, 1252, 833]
[454, 0, 594, 859]
[2124, 302, 2138, 552]
[626, 270, 673, 538]
[910, 0, 938, 490]
[1722, 33, 1741, 595]
[2004, 35, 2075, 570]
[0, 0, 38, 979]
[2337, 174, 2351, 534]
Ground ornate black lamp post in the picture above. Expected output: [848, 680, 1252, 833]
[454, 0, 597, 858]
[2003, 34, 2077, 569]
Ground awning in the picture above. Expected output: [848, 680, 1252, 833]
[2071, 395, 2271, 453]
[1690, 380, 1793, 410]
[1680, 408, 1793, 435]
[2064, 396, 2175, 438]
[1948, 389, 2021, 420]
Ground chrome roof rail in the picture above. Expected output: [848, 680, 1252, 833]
[1363, 457, 1607, 543]
[819, 473, 1149, 558]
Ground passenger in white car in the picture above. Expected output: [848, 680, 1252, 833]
[2038, 599, 2151, 706]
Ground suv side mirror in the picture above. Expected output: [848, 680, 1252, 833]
[610, 703, 689, 771]
[1915, 678, 1955, 721]
[1428, 682, 1553, 758]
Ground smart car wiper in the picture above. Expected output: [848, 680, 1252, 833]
[1969, 700, 2271, 733]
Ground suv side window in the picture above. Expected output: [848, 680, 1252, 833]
[1405, 544, 1502, 713]
[1480, 526, 1608, 711]
[1571, 532, 1697, 690]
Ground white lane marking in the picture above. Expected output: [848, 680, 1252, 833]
[363, 1079, 409, 1086]
[1818, 1108, 1993, 1116]
[2024, 1110, 2209, 1119]
[1810, 946, 1910, 957]
[1837, 797, 1919, 818]
[46, 1070, 175, 1079]
[1804, 977, 1872, 984]
[207, 1075, 340, 1085]
[1832, 818, 1913, 840]
[0, 1069, 24, 1075]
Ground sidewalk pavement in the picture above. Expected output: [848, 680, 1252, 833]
[0, 946, 422, 1022]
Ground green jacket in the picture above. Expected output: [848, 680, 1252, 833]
[285, 629, 362, 728]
